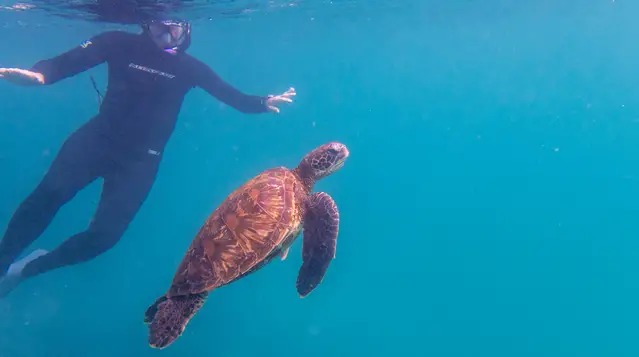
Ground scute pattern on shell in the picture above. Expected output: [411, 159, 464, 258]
[167, 168, 305, 297]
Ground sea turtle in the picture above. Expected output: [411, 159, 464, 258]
[144, 141, 349, 349]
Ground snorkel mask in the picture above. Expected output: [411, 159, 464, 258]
[142, 19, 191, 54]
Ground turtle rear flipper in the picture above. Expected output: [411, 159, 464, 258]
[296, 192, 339, 298]
[147, 292, 209, 349]
[144, 295, 168, 324]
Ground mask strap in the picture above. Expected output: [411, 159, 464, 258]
[90, 75, 103, 106]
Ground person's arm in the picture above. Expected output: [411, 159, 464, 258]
[193, 60, 270, 114]
[28, 31, 119, 85]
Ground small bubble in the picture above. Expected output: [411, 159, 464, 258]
[307, 325, 321, 336]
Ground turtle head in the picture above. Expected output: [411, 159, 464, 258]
[296, 142, 349, 186]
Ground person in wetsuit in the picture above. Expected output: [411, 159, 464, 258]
[0, 19, 296, 297]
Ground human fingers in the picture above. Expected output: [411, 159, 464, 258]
[268, 105, 280, 113]
[274, 96, 293, 103]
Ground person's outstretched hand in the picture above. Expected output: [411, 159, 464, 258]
[0, 68, 44, 86]
[266, 87, 296, 113]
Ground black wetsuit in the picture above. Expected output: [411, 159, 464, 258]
[0, 30, 269, 278]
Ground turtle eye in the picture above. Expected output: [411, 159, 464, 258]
[324, 150, 338, 164]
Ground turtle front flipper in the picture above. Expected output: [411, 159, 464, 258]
[147, 292, 209, 349]
[297, 192, 339, 298]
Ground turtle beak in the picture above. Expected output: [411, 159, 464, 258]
[334, 144, 349, 168]
[339, 145, 350, 160]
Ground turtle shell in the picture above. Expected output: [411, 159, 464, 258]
[165, 167, 307, 297]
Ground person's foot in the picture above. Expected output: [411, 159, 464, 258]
[0, 249, 48, 298]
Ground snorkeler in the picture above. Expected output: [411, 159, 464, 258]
[0, 19, 296, 297]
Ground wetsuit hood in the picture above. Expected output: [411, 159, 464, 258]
[141, 19, 191, 54]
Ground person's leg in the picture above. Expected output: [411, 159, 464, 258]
[20, 155, 160, 279]
[0, 123, 103, 276]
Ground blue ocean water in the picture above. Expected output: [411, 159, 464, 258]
[1, 0, 639, 356]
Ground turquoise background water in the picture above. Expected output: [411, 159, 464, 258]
[1, 0, 639, 356]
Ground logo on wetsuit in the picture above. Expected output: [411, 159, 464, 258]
[80, 40, 92, 48]
[128, 63, 176, 79]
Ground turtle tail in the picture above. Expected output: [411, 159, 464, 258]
[145, 292, 209, 349]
